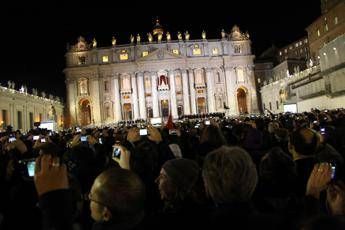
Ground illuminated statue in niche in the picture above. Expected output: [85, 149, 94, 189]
[136, 34, 141, 43]
[130, 34, 134, 43]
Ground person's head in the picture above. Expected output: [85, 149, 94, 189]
[202, 146, 257, 204]
[156, 158, 200, 202]
[259, 147, 297, 195]
[200, 125, 226, 146]
[89, 168, 145, 226]
[290, 127, 320, 156]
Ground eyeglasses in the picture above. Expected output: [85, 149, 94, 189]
[87, 192, 108, 207]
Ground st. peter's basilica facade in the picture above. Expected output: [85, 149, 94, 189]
[64, 20, 258, 126]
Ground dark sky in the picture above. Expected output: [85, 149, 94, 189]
[1, 1, 320, 101]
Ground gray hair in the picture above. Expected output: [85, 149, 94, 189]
[202, 146, 258, 204]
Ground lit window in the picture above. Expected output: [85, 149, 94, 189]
[257, 78, 261, 83]
[317, 29, 321, 37]
[78, 56, 86, 65]
[325, 24, 328, 31]
[119, 50, 128, 60]
[212, 48, 218, 55]
[142, 51, 149, 57]
[102, 56, 109, 63]
[172, 49, 179, 55]
[305, 39, 308, 43]
[295, 43, 299, 48]
[279, 51, 282, 56]
[234, 45, 241, 54]
[299, 41, 302, 45]
[289, 46, 293, 50]
[335, 17, 338, 25]
[284, 49, 287, 53]
[193, 45, 201, 55]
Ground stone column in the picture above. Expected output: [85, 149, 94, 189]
[90, 76, 101, 124]
[247, 66, 259, 113]
[131, 73, 139, 120]
[113, 74, 122, 121]
[136, 72, 146, 119]
[67, 79, 77, 126]
[188, 69, 197, 114]
[169, 70, 178, 119]
[151, 72, 159, 117]
[225, 67, 237, 115]
[181, 69, 191, 115]
[206, 68, 215, 113]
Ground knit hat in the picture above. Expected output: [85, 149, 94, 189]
[162, 159, 200, 192]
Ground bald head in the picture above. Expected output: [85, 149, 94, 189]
[291, 128, 320, 156]
[93, 168, 145, 221]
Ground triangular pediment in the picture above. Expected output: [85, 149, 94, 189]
[137, 48, 184, 62]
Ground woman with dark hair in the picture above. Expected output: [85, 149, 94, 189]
[197, 124, 227, 166]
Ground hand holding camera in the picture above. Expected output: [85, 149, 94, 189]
[34, 154, 69, 197]
[112, 143, 131, 170]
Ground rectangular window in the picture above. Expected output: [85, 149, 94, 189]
[39, 113, 42, 122]
[2, 110, 8, 127]
[269, 102, 272, 110]
[212, 48, 218, 55]
[263, 103, 266, 110]
[102, 56, 109, 63]
[172, 49, 179, 55]
[17, 111, 22, 130]
[29, 112, 34, 129]
[142, 51, 149, 57]
[276, 101, 279, 109]
[119, 53, 128, 60]
[193, 48, 201, 55]
[325, 24, 328, 31]
[335, 17, 338, 25]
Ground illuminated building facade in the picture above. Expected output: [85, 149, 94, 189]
[0, 83, 64, 131]
[64, 21, 259, 126]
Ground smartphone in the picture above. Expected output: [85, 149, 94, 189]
[9, 137, 16, 142]
[320, 128, 326, 135]
[113, 147, 121, 158]
[313, 120, 318, 124]
[139, 129, 147, 136]
[205, 120, 210, 125]
[27, 161, 36, 177]
[40, 138, 46, 143]
[99, 137, 103, 144]
[80, 136, 87, 142]
[33, 135, 40, 141]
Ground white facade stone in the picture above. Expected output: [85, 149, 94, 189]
[64, 25, 258, 126]
[0, 85, 64, 131]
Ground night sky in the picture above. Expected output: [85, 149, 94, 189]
[1, 1, 320, 101]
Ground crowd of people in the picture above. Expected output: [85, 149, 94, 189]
[0, 108, 345, 230]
